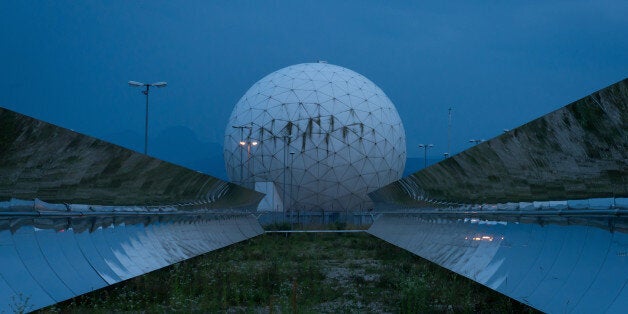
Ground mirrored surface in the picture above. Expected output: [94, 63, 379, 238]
[13, 228, 74, 302]
[0, 229, 55, 311]
[0, 213, 264, 312]
[369, 214, 627, 313]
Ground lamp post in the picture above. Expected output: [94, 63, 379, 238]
[447, 107, 452, 158]
[128, 81, 167, 155]
[232, 125, 253, 184]
[469, 139, 484, 145]
[241, 139, 258, 184]
[418, 144, 434, 169]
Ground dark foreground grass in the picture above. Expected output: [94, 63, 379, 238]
[40, 233, 538, 313]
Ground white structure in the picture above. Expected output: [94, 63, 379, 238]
[255, 181, 283, 212]
[224, 62, 406, 211]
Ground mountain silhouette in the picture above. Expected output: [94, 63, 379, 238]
[102, 126, 227, 180]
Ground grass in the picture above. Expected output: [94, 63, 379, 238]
[39, 232, 538, 313]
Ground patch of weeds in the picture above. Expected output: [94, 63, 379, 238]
[263, 221, 292, 230]
[40, 233, 539, 313]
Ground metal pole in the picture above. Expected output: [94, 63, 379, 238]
[251, 142, 256, 185]
[247, 143, 251, 184]
[143, 85, 150, 155]
[290, 151, 295, 227]
[239, 127, 244, 184]
[232, 125, 251, 185]
[246, 127, 254, 185]
[283, 136, 287, 219]
[129, 81, 165, 155]
[447, 107, 452, 158]
[419, 144, 434, 169]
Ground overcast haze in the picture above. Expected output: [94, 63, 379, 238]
[1, 1, 627, 177]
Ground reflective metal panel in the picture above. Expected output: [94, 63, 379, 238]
[101, 225, 145, 277]
[544, 227, 611, 312]
[0, 108, 264, 210]
[0, 214, 264, 312]
[166, 222, 201, 259]
[0, 229, 55, 311]
[120, 224, 167, 272]
[0, 273, 16, 312]
[574, 231, 627, 313]
[144, 223, 187, 264]
[54, 228, 110, 290]
[368, 214, 628, 313]
[196, 221, 220, 251]
[606, 283, 627, 313]
[33, 229, 89, 296]
[73, 228, 123, 284]
[12, 228, 74, 302]
[89, 226, 135, 281]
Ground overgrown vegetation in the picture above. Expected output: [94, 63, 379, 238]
[40, 233, 537, 313]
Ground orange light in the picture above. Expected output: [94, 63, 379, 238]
[468, 235, 495, 242]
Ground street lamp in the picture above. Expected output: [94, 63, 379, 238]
[447, 107, 452, 157]
[240, 140, 258, 184]
[418, 144, 434, 169]
[469, 139, 484, 145]
[232, 124, 254, 185]
[128, 81, 167, 155]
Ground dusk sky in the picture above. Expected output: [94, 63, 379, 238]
[2, 1, 627, 176]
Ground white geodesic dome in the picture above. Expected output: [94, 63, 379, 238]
[224, 62, 406, 211]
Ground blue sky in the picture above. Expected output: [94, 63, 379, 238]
[2, 1, 627, 171]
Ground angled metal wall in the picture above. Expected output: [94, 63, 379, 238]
[0, 108, 266, 312]
[370, 78, 627, 207]
[0, 210, 263, 312]
[0, 107, 263, 209]
[368, 79, 628, 313]
[368, 214, 626, 313]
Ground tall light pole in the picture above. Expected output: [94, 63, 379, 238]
[128, 81, 167, 155]
[232, 124, 253, 185]
[241, 140, 258, 184]
[418, 144, 434, 169]
[447, 107, 452, 158]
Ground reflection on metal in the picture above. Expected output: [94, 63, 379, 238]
[0, 108, 266, 312]
[0, 209, 263, 312]
[368, 213, 627, 313]
[370, 78, 627, 207]
[0, 107, 263, 209]
[366, 79, 627, 312]
[371, 201, 628, 234]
